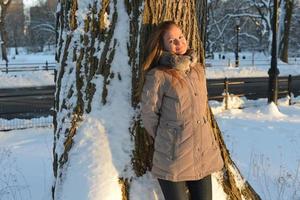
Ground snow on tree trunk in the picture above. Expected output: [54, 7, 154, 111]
[52, 0, 261, 200]
[52, 0, 134, 199]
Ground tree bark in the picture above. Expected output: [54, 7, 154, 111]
[0, 0, 11, 62]
[279, 0, 294, 63]
[53, 0, 261, 199]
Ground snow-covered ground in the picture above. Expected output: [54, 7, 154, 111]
[0, 51, 299, 88]
[0, 127, 53, 200]
[206, 51, 300, 78]
[0, 71, 55, 88]
[210, 96, 300, 200]
[0, 49, 55, 88]
[1, 96, 300, 200]
[1, 48, 55, 65]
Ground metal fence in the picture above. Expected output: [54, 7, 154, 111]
[207, 75, 300, 109]
[0, 116, 53, 131]
[206, 58, 300, 68]
[0, 85, 55, 131]
[0, 61, 56, 73]
[0, 75, 300, 130]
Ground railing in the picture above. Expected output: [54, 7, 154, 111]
[0, 61, 56, 73]
[207, 75, 300, 109]
[206, 58, 300, 68]
[0, 85, 54, 131]
[0, 117, 53, 131]
[0, 75, 299, 130]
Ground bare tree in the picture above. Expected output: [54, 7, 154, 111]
[278, 0, 295, 62]
[6, 0, 25, 55]
[52, 0, 261, 199]
[28, 2, 55, 52]
[289, 1, 300, 57]
[207, 0, 266, 54]
[0, 0, 11, 62]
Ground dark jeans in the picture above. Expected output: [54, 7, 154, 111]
[158, 175, 212, 200]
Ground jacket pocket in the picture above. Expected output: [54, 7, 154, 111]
[169, 129, 178, 160]
[155, 122, 181, 161]
[165, 122, 182, 160]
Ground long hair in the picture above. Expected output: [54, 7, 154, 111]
[135, 21, 183, 101]
[142, 21, 177, 72]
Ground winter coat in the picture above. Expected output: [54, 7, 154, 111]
[141, 54, 224, 182]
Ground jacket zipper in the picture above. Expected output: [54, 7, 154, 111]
[184, 70, 201, 173]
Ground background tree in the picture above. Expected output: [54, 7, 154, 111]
[52, 0, 260, 199]
[0, 0, 11, 62]
[278, 0, 295, 62]
[247, 0, 274, 52]
[207, 0, 267, 55]
[289, 1, 300, 57]
[6, 0, 25, 55]
[207, 0, 298, 60]
[28, 1, 55, 52]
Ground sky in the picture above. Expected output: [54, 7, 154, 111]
[23, 0, 45, 9]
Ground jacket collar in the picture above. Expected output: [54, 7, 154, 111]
[158, 49, 197, 73]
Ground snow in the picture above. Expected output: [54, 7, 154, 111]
[52, 1, 135, 200]
[211, 172, 227, 199]
[2, 48, 55, 65]
[0, 127, 53, 200]
[103, 12, 110, 28]
[210, 96, 300, 200]
[0, 71, 54, 88]
[0, 49, 55, 88]
[1, 95, 300, 199]
[1, 50, 299, 88]
[206, 51, 300, 78]
[129, 173, 164, 200]
[58, 116, 123, 200]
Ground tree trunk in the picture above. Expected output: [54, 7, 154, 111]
[13, 29, 19, 55]
[279, 0, 294, 63]
[0, 0, 11, 62]
[52, 0, 261, 199]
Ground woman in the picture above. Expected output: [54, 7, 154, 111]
[140, 21, 224, 200]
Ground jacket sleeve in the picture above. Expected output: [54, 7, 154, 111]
[141, 70, 165, 138]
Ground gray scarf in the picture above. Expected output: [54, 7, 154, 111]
[158, 49, 197, 72]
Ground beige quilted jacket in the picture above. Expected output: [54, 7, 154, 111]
[141, 63, 224, 181]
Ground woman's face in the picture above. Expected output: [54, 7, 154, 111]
[162, 25, 187, 55]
